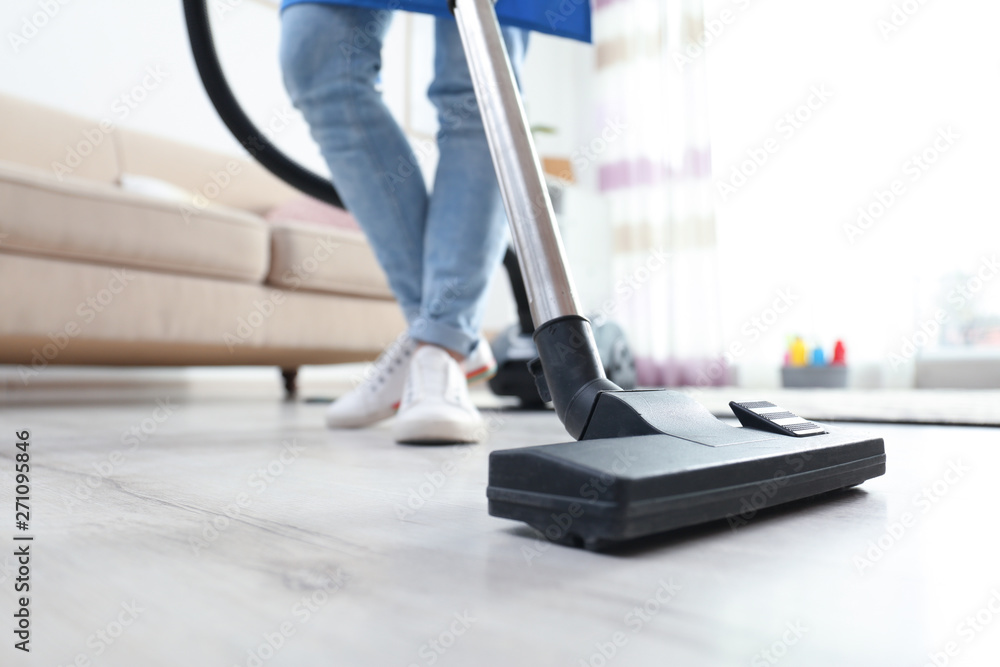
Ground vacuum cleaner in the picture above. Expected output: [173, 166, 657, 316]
[184, 0, 885, 550]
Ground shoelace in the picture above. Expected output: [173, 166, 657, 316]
[366, 339, 413, 393]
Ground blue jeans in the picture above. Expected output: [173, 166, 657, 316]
[280, 4, 528, 357]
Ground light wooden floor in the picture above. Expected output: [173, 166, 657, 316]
[2, 393, 999, 667]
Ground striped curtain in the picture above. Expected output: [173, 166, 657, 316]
[591, 0, 724, 387]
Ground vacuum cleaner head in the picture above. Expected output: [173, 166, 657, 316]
[488, 391, 885, 550]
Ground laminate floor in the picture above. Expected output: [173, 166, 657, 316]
[1, 396, 998, 667]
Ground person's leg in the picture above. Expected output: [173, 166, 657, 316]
[414, 19, 530, 358]
[280, 4, 426, 323]
[393, 21, 529, 444]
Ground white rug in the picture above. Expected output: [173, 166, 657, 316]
[685, 388, 1000, 426]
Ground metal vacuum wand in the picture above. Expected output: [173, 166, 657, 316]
[452, 0, 619, 439]
[452, 0, 581, 326]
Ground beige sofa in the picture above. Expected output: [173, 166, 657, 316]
[0, 94, 405, 394]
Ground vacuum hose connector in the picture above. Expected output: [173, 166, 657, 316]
[533, 316, 621, 439]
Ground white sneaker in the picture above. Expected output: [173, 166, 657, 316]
[325, 335, 416, 429]
[325, 336, 497, 429]
[392, 346, 486, 444]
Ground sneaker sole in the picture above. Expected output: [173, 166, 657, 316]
[326, 361, 497, 430]
[465, 362, 498, 385]
[393, 416, 485, 445]
[325, 404, 396, 429]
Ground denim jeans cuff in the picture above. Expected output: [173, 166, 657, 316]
[408, 319, 477, 358]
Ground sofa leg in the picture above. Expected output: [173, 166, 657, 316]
[280, 367, 299, 400]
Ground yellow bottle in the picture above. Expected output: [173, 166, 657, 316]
[790, 337, 807, 367]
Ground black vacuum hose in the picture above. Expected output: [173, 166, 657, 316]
[181, 0, 345, 209]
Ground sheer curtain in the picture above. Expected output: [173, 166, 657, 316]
[591, 0, 724, 387]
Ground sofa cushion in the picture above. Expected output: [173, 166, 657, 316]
[0, 252, 406, 367]
[0, 94, 119, 184]
[0, 161, 269, 283]
[115, 128, 300, 213]
[267, 220, 393, 299]
[265, 195, 362, 231]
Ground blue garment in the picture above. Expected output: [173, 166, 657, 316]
[281, 4, 529, 355]
[280, 0, 591, 42]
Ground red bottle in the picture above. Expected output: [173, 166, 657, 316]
[832, 340, 847, 365]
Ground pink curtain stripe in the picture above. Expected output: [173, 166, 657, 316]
[593, 0, 632, 11]
[598, 149, 713, 192]
[593, 0, 724, 387]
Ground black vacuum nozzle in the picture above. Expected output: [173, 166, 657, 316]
[488, 406, 885, 551]
[493, 318, 886, 550]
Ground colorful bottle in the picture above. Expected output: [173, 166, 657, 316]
[790, 337, 807, 366]
[832, 339, 847, 365]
